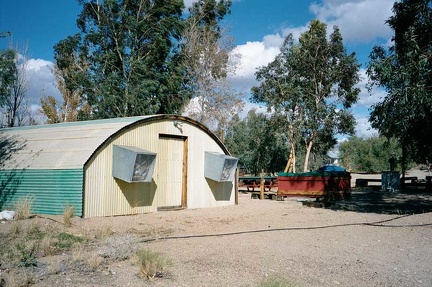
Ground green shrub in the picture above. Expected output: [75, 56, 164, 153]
[136, 249, 172, 281]
[54, 232, 84, 249]
[16, 243, 38, 267]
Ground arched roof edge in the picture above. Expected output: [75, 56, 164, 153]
[83, 114, 230, 168]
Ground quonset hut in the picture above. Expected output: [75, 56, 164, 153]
[0, 115, 238, 218]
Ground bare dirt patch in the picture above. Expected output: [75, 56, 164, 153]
[1, 189, 432, 287]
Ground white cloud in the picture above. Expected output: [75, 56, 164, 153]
[26, 58, 52, 72]
[310, 0, 395, 43]
[229, 24, 311, 88]
[353, 69, 385, 108]
[229, 40, 280, 89]
[24, 59, 60, 106]
[183, 0, 195, 8]
[228, 0, 396, 139]
[354, 115, 378, 138]
[281, 25, 310, 42]
[238, 101, 267, 118]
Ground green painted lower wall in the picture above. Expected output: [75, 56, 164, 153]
[0, 169, 83, 216]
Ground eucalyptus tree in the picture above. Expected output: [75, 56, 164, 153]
[339, 136, 403, 173]
[181, 0, 244, 133]
[53, 0, 187, 119]
[367, 0, 432, 168]
[224, 110, 289, 175]
[3, 46, 30, 127]
[251, 35, 304, 172]
[41, 35, 90, 123]
[0, 49, 16, 110]
[0, 44, 33, 127]
[252, 20, 360, 172]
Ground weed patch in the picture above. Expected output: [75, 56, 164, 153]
[54, 232, 84, 249]
[63, 205, 75, 227]
[16, 242, 38, 267]
[257, 275, 300, 287]
[135, 249, 172, 281]
[14, 196, 33, 220]
[98, 233, 138, 261]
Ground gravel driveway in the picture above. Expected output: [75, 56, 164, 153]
[41, 190, 431, 287]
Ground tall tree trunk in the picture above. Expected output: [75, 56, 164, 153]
[284, 145, 295, 173]
[303, 140, 313, 172]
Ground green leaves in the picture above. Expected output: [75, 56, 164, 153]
[224, 110, 289, 174]
[251, 20, 360, 171]
[340, 136, 403, 173]
[56, 0, 187, 119]
[0, 49, 17, 108]
[367, 0, 432, 163]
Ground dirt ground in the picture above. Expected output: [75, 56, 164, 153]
[2, 170, 432, 287]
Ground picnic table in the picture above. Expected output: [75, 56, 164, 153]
[238, 176, 278, 192]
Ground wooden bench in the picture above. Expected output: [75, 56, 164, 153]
[239, 177, 278, 192]
[250, 191, 278, 200]
[356, 177, 418, 187]
[242, 180, 277, 192]
[402, 176, 418, 183]
[355, 178, 381, 187]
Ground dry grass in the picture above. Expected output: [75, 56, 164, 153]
[9, 222, 22, 237]
[2, 270, 20, 287]
[98, 233, 138, 261]
[46, 258, 62, 275]
[71, 244, 85, 262]
[1, 268, 35, 287]
[136, 226, 174, 239]
[94, 226, 114, 240]
[39, 234, 56, 256]
[135, 249, 172, 281]
[14, 196, 33, 220]
[63, 205, 75, 227]
[71, 246, 103, 271]
[86, 252, 103, 270]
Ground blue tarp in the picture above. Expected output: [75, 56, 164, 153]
[318, 165, 346, 172]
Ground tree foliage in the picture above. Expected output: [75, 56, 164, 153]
[0, 44, 33, 127]
[224, 110, 289, 175]
[251, 20, 360, 172]
[339, 136, 403, 173]
[53, 0, 188, 119]
[49, 0, 236, 123]
[40, 36, 91, 124]
[367, 0, 432, 166]
[0, 49, 16, 109]
[181, 0, 244, 132]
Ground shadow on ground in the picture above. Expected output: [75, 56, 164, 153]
[308, 187, 432, 215]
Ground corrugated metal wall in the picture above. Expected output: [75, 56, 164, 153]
[0, 169, 83, 216]
[83, 119, 235, 218]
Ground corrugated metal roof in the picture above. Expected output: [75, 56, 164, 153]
[0, 115, 228, 170]
[0, 115, 156, 169]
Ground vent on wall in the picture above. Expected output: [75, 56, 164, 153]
[204, 152, 238, 182]
[112, 145, 156, 183]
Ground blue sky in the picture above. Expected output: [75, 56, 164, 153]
[0, 0, 397, 138]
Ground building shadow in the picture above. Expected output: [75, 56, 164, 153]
[0, 134, 27, 210]
[316, 187, 432, 214]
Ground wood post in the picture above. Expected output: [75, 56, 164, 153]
[260, 170, 264, 200]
